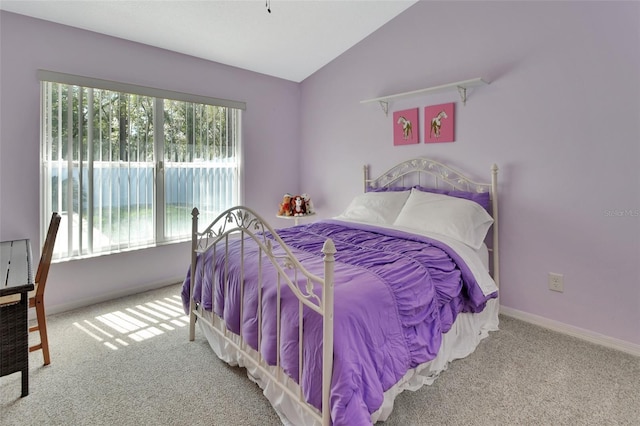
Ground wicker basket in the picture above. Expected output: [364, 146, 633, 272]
[0, 298, 29, 383]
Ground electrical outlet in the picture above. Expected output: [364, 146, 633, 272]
[548, 273, 564, 292]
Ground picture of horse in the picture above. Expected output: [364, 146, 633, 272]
[424, 102, 455, 143]
[430, 110, 447, 138]
[397, 116, 413, 139]
[393, 108, 419, 145]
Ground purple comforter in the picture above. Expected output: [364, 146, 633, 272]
[181, 220, 497, 425]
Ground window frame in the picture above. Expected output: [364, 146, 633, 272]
[39, 70, 246, 261]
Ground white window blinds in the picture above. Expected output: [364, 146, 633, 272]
[40, 71, 243, 260]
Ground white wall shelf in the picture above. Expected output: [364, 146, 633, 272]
[360, 77, 489, 115]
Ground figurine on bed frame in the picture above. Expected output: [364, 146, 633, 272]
[278, 193, 293, 216]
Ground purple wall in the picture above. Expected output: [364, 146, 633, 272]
[1, 2, 639, 349]
[299, 2, 640, 346]
[0, 11, 300, 311]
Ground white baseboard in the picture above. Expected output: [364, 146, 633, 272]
[46, 277, 184, 316]
[499, 306, 640, 357]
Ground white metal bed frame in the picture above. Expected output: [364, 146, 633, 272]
[188, 157, 499, 425]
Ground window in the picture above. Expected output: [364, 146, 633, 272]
[39, 71, 244, 261]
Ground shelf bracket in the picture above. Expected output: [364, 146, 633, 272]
[378, 100, 389, 116]
[457, 85, 468, 105]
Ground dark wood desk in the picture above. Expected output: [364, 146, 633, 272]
[0, 239, 34, 397]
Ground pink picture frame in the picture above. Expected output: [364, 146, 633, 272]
[424, 102, 455, 143]
[393, 108, 419, 146]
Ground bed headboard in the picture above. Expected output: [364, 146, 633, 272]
[363, 157, 499, 288]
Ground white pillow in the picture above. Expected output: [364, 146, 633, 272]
[393, 188, 494, 249]
[336, 191, 410, 225]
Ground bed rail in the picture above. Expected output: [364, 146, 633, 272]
[188, 206, 335, 426]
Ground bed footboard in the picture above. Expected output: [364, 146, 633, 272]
[188, 206, 335, 426]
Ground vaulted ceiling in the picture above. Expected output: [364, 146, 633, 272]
[0, 0, 418, 82]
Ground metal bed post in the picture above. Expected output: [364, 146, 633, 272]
[321, 238, 336, 426]
[189, 207, 199, 341]
[363, 164, 370, 192]
[490, 164, 499, 288]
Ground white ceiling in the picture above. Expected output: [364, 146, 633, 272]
[0, 0, 418, 82]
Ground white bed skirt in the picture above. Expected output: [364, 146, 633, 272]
[197, 298, 499, 425]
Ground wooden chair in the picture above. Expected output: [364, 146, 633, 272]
[0, 212, 61, 366]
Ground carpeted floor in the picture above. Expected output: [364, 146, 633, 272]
[1, 283, 638, 425]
